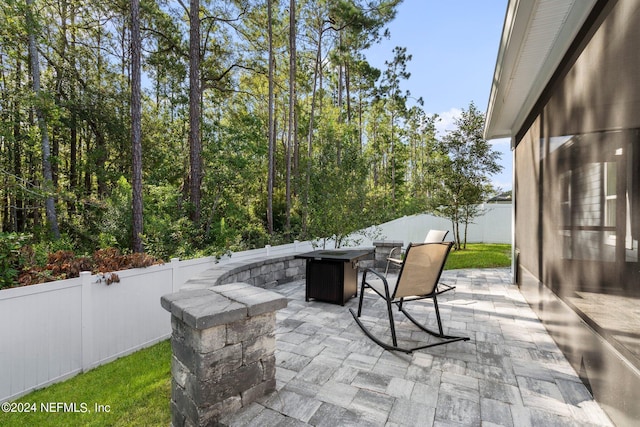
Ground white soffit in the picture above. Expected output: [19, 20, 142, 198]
[484, 0, 597, 140]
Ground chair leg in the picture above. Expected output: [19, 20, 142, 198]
[433, 294, 444, 336]
[386, 298, 398, 347]
[349, 277, 402, 352]
[356, 280, 366, 317]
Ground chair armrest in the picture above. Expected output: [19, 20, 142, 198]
[363, 268, 393, 299]
[385, 247, 405, 277]
[364, 267, 387, 281]
[387, 247, 402, 259]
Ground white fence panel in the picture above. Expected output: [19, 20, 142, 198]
[0, 278, 83, 403]
[350, 204, 512, 247]
[467, 204, 512, 243]
[88, 264, 174, 369]
[0, 254, 228, 403]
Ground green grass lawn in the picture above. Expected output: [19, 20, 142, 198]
[445, 243, 511, 270]
[0, 340, 171, 427]
[0, 244, 510, 426]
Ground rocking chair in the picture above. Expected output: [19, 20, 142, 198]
[384, 229, 449, 276]
[350, 241, 470, 353]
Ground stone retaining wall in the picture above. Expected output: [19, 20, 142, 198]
[180, 255, 306, 291]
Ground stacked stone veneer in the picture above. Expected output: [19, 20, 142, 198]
[372, 240, 403, 271]
[161, 282, 287, 427]
[181, 255, 306, 291]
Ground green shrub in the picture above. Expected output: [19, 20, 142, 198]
[0, 233, 30, 289]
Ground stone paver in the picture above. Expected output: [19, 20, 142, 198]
[220, 268, 614, 427]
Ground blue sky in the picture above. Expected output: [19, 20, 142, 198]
[364, 0, 512, 191]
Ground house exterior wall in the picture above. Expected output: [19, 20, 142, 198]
[514, 116, 541, 278]
[514, 1, 640, 425]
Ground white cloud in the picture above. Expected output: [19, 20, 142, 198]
[432, 107, 462, 137]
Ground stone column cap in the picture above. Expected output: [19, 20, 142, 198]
[161, 283, 288, 330]
[372, 240, 404, 246]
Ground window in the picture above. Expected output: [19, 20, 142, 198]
[604, 162, 616, 245]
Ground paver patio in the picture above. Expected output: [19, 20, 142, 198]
[220, 268, 614, 426]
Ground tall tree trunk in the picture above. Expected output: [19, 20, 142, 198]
[188, 0, 202, 223]
[94, 31, 107, 197]
[1, 57, 13, 231]
[450, 219, 458, 250]
[26, 0, 60, 239]
[118, 14, 128, 179]
[390, 111, 396, 203]
[52, 133, 59, 187]
[303, 23, 323, 235]
[52, 0, 67, 191]
[345, 63, 352, 123]
[453, 201, 461, 250]
[69, 106, 77, 196]
[13, 60, 25, 232]
[292, 15, 300, 192]
[358, 87, 363, 152]
[131, 0, 143, 253]
[337, 32, 343, 165]
[84, 127, 92, 195]
[285, 0, 296, 236]
[69, 9, 78, 201]
[266, 0, 275, 235]
[96, 131, 107, 196]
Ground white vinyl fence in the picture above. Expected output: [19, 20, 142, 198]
[350, 203, 512, 247]
[0, 207, 511, 403]
[0, 256, 221, 403]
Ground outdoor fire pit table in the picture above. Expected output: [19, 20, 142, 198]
[295, 248, 374, 305]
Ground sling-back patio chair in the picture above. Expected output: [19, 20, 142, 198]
[350, 241, 469, 353]
[384, 229, 449, 276]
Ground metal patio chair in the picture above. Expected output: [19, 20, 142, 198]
[384, 229, 449, 276]
[350, 241, 469, 353]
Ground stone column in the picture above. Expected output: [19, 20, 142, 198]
[161, 282, 287, 427]
[373, 240, 404, 271]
